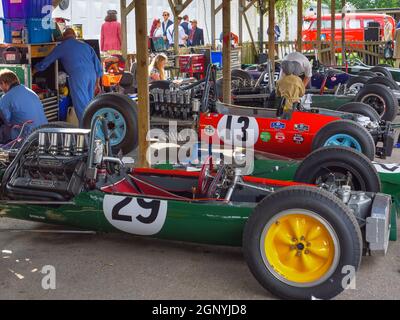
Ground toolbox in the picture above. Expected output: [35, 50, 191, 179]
[179, 54, 205, 77]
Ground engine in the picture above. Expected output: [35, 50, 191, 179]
[150, 70, 219, 122]
[5, 128, 91, 201]
[150, 87, 200, 121]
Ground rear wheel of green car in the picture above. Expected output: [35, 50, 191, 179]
[355, 84, 398, 121]
[243, 186, 362, 300]
[294, 146, 381, 193]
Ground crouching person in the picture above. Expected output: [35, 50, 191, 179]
[0, 69, 48, 143]
[276, 60, 305, 119]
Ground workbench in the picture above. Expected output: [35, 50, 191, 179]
[0, 43, 59, 122]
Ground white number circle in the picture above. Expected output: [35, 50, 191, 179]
[103, 195, 168, 236]
[217, 115, 259, 147]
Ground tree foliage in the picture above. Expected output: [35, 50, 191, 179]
[322, 0, 399, 10]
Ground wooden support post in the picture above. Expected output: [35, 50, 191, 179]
[120, 1, 135, 63]
[243, 11, 257, 55]
[135, 0, 150, 168]
[316, 0, 322, 60]
[331, 0, 336, 65]
[239, 0, 244, 45]
[222, 0, 231, 104]
[297, 0, 303, 52]
[120, 0, 128, 60]
[211, 0, 216, 49]
[341, 0, 346, 66]
[267, 0, 275, 70]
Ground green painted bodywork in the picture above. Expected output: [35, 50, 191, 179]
[0, 192, 253, 247]
[310, 94, 355, 110]
[0, 158, 397, 245]
[336, 65, 400, 83]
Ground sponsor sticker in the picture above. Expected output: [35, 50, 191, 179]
[294, 124, 310, 132]
[293, 134, 304, 144]
[260, 132, 272, 143]
[275, 132, 286, 143]
[270, 121, 286, 130]
[204, 125, 216, 136]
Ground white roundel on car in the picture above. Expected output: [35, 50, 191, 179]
[103, 195, 168, 236]
[217, 115, 260, 147]
[373, 163, 400, 174]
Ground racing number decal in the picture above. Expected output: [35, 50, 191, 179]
[373, 163, 400, 174]
[104, 195, 168, 236]
[217, 115, 259, 147]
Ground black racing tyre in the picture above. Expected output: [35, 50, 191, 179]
[312, 120, 376, 160]
[82, 93, 138, 155]
[355, 83, 399, 121]
[346, 76, 368, 92]
[366, 76, 400, 91]
[370, 66, 393, 79]
[149, 80, 171, 91]
[336, 102, 381, 122]
[231, 69, 253, 82]
[358, 71, 378, 78]
[294, 146, 381, 193]
[243, 186, 363, 300]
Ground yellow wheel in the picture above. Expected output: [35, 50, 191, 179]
[262, 210, 340, 287]
[243, 186, 362, 300]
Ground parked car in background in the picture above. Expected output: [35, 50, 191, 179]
[302, 13, 396, 51]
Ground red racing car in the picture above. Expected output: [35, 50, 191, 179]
[199, 102, 396, 160]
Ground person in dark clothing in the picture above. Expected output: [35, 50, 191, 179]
[34, 28, 103, 122]
[181, 15, 191, 36]
[162, 11, 174, 38]
[0, 69, 48, 143]
[188, 20, 204, 47]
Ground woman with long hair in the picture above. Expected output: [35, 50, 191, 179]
[101, 10, 122, 53]
[150, 19, 163, 38]
[149, 54, 168, 82]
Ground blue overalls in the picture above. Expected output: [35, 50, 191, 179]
[35, 38, 103, 122]
[0, 84, 48, 143]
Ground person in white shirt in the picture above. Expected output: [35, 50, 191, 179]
[280, 52, 313, 87]
[166, 17, 188, 47]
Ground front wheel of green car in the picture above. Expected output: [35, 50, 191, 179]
[243, 186, 363, 300]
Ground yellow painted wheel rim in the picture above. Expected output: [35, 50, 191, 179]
[262, 210, 339, 287]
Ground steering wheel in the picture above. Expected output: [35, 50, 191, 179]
[206, 165, 228, 199]
[198, 156, 214, 195]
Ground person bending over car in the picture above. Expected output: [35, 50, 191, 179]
[276, 61, 305, 119]
[280, 51, 312, 87]
[0, 69, 48, 144]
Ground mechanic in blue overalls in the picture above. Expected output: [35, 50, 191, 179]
[34, 28, 103, 123]
[0, 69, 48, 144]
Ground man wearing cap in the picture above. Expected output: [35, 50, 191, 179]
[33, 28, 103, 123]
[188, 20, 204, 47]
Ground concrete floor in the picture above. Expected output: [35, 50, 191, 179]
[1, 125, 400, 300]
